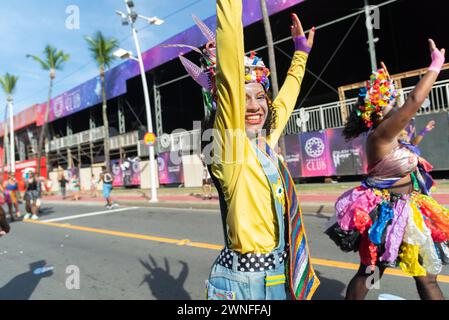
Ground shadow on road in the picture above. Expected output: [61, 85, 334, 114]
[37, 207, 56, 218]
[0, 260, 53, 300]
[312, 270, 346, 300]
[139, 254, 191, 300]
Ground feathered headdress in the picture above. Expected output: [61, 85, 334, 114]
[162, 15, 271, 113]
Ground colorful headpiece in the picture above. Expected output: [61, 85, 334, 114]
[357, 67, 399, 128]
[162, 15, 271, 112]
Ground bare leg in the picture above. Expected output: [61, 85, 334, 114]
[7, 203, 14, 221]
[31, 201, 38, 216]
[345, 263, 387, 300]
[25, 200, 32, 214]
[14, 202, 21, 217]
[414, 274, 445, 300]
[205, 184, 212, 199]
[0, 207, 10, 233]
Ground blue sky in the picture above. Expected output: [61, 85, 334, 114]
[0, 0, 216, 117]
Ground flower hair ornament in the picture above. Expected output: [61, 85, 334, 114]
[357, 62, 399, 128]
[162, 15, 271, 113]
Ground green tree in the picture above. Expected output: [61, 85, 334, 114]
[84, 31, 119, 169]
[27, 45, 69, 177]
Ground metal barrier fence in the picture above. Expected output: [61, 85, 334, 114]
[285, 79, 449, 134]
[47, 80, 449, 154]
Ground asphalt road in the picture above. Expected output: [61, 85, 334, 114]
[0, 201, 448, 300]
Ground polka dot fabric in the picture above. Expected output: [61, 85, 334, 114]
[217, 248, 288, 272]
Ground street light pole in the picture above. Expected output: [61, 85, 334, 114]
[364, 0, 378, 72]
[8, 97, 15, 174]
[121, 0, 159, 202]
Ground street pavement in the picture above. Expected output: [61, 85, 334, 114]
[41, 187, 449, 214]
[0, 201, 448, 300]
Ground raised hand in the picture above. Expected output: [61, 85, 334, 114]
[428, 39, 445, 73]
[291, 13, 315, 53]
[425, 120, 436, 131]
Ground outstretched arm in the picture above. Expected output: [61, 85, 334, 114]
[211, 0, 246, 190]
[412, 120, 435, 146]
[373, 39, 445, 143]
[214, 0, 245, 135]
[268, 14, 315, 146]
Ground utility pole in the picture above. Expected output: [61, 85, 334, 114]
[364, 0, 378, 71]
[260, 0, 286, 156]
[260, 0, 279, 96]
[7, 97, 15, 173]
[116, 0, 164, 202]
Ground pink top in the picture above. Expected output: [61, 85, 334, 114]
[368, 144, 419, 179]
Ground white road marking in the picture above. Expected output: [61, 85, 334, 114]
[41, 207, 139, 223]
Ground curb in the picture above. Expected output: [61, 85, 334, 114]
[41, 199, 336, 217]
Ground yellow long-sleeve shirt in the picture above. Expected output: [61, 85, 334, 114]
[212, 0, 309, 254]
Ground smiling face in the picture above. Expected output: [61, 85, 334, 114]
[245, 82, 269, 137]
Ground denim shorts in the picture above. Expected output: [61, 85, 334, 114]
[103, 183, 113, 199]
[24, 190, 40, 201]
[205, 251, 289, 300]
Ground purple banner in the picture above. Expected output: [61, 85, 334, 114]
[284, 134, 302, 178]
[326, 128, 368, 175]
[111, 158, 141, 187]
[299, 131, 334, 177]
[158, 152, 184, 185]
[32, 0, 305, 124]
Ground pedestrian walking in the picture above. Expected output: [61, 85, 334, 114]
[200, 154, 213, 200]
[100, 166, 116, 209]
[23, 171, 40, 220]
[3, 174, 21, 221]
[90, 174, 99, 198]
[58, 173, 69, 199]
[70, 174, 81, 201]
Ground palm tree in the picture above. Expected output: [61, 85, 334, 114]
[84, 31, 119, 169]
[0, 73, 18, 175]
[27, 46, 69, 177]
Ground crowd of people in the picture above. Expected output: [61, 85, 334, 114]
[56, 167, 116, 208]
[0, 165, 118, 233]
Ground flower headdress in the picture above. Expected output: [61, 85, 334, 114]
[162, 15, 271, 113]
[357, 64, 399, 128]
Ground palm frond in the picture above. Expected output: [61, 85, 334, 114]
[54, 51, 70, 70]
[0, 73, 18, 96]
[26, 54, 50, 70]
[28, 45, 69, 72]
[85, 31, 119, 69]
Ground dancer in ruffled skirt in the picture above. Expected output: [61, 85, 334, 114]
[326, 39, 447, 299]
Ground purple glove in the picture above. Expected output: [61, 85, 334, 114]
[294, 35, 311, 54]
[429, 48, 445, 73]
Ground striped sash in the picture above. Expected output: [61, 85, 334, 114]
[256, 137, 320, 300]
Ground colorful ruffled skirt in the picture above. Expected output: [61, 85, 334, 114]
[326, 186, 449, 276]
